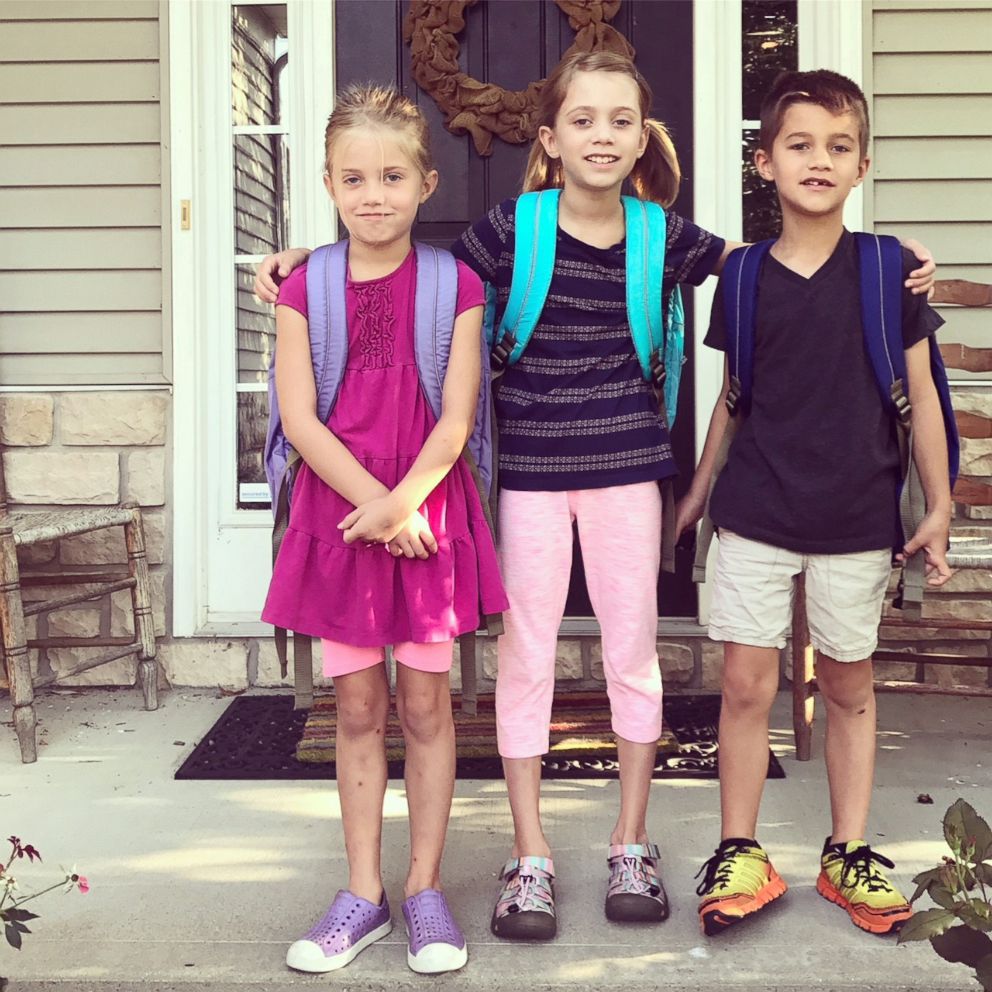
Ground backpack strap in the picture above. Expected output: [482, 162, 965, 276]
[855, 232, 925, 616]
[308, 241, 350, 424]
[725, 241, 774, 417]
[413, 243, 503, 709]
[931, 343, 960, 487]
[661, 286, 686, 431]
[854, 234, 912, 426]
[622, 196, 683, 570]
[854, 232, 928, 619]
[854, 234, 959, 620]
[692, 241, 773, 584]
[272, 241, 350, 711]
[413, 242, 456, 419]
[491, 189, 560, 370]
[622, 196, 664, 384]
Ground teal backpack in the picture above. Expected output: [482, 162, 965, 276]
[485, 188, 686, 430]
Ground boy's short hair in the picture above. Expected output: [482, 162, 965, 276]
[759, 69, 870, 156]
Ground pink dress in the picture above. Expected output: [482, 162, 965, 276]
[261, 249, 507, 646]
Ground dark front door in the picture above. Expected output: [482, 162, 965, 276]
[336, 0, 698, 618]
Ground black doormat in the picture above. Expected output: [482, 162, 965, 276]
[175, 694, 785, 781]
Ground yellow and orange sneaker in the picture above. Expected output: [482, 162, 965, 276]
[695, 838, 788, 936]
[816, 838, 912, 935]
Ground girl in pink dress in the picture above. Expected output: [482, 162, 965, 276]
[262, 84, 506, 977]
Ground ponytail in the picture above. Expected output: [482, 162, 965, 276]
[630, 119, 681, 208]
[522, 137, 561, 193]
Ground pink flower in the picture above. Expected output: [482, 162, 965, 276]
[75, 875, 89, 894]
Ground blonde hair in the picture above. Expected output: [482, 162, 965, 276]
[323, 83, 433, 177]
[522, 51, 681, 208]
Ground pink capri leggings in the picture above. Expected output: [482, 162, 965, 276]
[495, 483, 663, 759]
[321, 639, 454, 678]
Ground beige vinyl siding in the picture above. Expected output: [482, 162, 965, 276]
[867, 2, 992, 366]
[0, 0, 167, 385]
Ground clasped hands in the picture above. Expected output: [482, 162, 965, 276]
[338, 493, 438, 559]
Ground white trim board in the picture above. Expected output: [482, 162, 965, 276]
[798, 0, 865, 230]
[693, 0, 742, 625]
[170, 1, 335, 634]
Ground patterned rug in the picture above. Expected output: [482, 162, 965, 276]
[298, 690, 679, 763]
[175, 692, 785, 781]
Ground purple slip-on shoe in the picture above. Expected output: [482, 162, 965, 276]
[286, 889, 392, 973]
[402, 888, 468, 974]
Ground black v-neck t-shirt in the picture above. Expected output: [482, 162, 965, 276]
[704, 230, 944, 554]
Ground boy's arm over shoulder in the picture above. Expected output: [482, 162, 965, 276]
[899, 245, 945, 348]
[663, 209, 726, 290]
[255, 247, 311, 304]
[450, 197, 517, 284]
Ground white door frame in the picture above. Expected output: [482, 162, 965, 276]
[170, 0, 334, 636]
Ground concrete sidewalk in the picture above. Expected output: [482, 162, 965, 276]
[1, 687, 988, 991]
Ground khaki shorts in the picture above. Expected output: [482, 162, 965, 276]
[708, 530, 893, 662]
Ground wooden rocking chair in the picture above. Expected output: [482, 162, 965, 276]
[0, 450, 158, 763]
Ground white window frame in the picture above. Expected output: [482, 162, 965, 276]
[170, 0, 334, 635]
[692, 0, 862, 624]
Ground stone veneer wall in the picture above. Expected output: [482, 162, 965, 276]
[2, 388, 989, 696]
[1, 391, 168, 688]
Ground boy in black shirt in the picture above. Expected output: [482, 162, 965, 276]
[678, 70, 952, 937]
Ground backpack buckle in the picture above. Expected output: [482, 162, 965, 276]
[726, 375, 743, 416]
[890, 379, 912, 425]
[650, 353, 667, 389]
[491, 333, 516, 372]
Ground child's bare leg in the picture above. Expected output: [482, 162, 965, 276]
[503, 757, 551, 858]
[333, 665, 390, 903]
[718, 643, 780, 839]
[612, 737, 655, 845]
[815, 655, 875, 842]
[395, 664, 456, 897]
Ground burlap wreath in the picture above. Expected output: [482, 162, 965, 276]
[403, 0, 634, 156]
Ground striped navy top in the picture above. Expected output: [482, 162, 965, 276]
[451, 197, 725, 492]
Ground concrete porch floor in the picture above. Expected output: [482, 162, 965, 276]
[0, 687, 988, 992]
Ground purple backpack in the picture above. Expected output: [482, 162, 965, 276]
[263, 240, 497, 708]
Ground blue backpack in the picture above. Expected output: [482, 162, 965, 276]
[485, 188, 687, 430]
[693, 233, 959, 619]
[264, 240, 499, 709]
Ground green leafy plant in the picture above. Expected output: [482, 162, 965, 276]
[0, 836, 88, 955]
[898, 799, 992, 990]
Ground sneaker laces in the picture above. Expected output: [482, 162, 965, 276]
[694, 842, 752, 896]
[612, 855, 658, 896]
[837, 845, 897, 894]
[506, 868, 553, 913]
